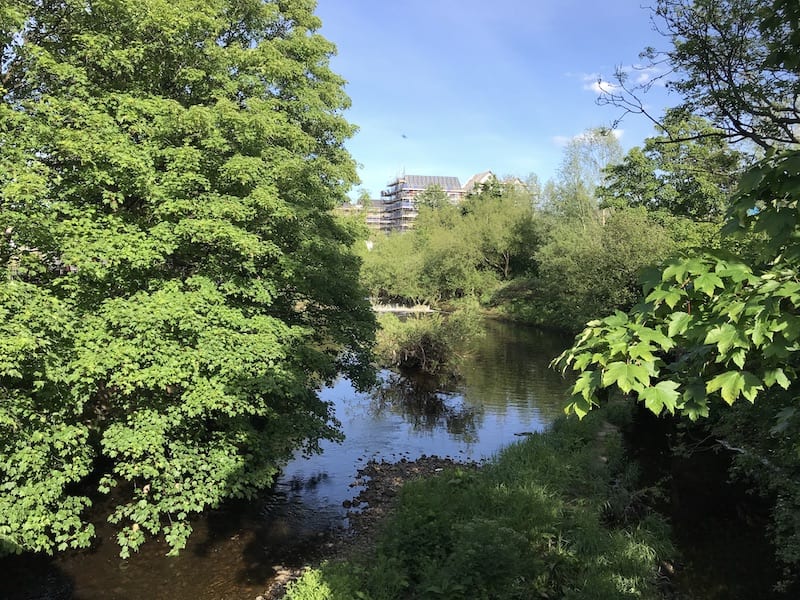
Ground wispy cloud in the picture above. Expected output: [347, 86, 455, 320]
[552, 128, 624, 147]
[619, 64, 669, 87]
[581, 73, 620, 94]
[574, 63, 668, 96]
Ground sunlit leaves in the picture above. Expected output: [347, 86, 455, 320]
[557, 150, 800, 419]
[602, 361, 650, 393]
[641, 380, 681, 415]
[1, 0, 374, 556]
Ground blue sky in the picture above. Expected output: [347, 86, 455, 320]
[315, 1, 676, 198]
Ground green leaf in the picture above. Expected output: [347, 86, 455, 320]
[603, 311, 629, 327]
[681, 382, 709, 421]
[602, 361, 650, 393]
[638, 327, 674, 351]
[706, 371, 763, 404]
[572, 370, 601, 401]
[704, 323, 746, 355]
[640, 380, 681, 415]
[668, 311, 692, 337]
[693, 272, 724, 297]
[763, 368, 791, 390]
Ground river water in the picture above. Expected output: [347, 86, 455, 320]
[2, 320, 572, 600]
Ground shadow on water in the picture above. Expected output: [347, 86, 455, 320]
[372, 372, 481, 440]
[2, 554, 75, 600]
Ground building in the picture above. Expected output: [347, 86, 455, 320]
[379, 175, 464, 232]
[462, 170, 496, 194]
[365, 199, 393, 233]
[343, 172, 520, 234]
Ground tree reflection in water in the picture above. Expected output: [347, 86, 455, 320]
[371, 371, 481, 443]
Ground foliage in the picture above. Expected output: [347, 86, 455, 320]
[556, 151, 800, 418]
[359, 180, 538, 305]
[529, 208, 677, 331]
[556, 148, 800, 580]
[374, 304, 484, 376]
[458, 185, 540, 281]
[358, 231, 436, 304]
[414, 184, 450, 210]
[543, 128, 623, 222]
[600, 0, 800, 149]
[558, 0, 800, 585]
[285, 408, 673, 600]
[598, 111, 745, 221]
[0, 0, 375, 556]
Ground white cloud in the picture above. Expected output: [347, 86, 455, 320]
[552, 128, 624, 147]
[552, 135, 571, 147]
[580, 73, 620, 95]
[620, 64, 668, 88]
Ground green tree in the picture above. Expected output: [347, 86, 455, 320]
[544, 128, 623, 223]
[600, 0, 800, 149]
[460, 183, 538, 281]
[533, 208, 676, 330]
[358, 232, 429, 303]
[556, 0, 800, 579]
[415, 184, 450, 210]
[0, 0, 374, 557]
[599, 111, 745, 221]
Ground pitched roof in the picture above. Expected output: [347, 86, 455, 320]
[463, 171, 496, 192]
[402, 175, 462, 191]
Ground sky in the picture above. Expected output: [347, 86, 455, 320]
[314, 0, 677, 198]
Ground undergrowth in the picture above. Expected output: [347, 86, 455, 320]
[285, 407, 674, 599]
[373, 303, 484, 375]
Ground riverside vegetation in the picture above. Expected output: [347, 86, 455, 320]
[329, 0, 800, 596]
[3, 0, 800, 598]
[285, 405, 674, 600]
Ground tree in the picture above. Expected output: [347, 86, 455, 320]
[415, 184, 450, 210]
[544, 128, 623, 222]
[598, 110, 745, 221]
[556, 0, 800, 579]
[599, 0, 800, 149]
[460, 183, 538, 281]
[532, 208, 676, 330]
[0, 0, 374, 557]
[358, 232, 430, 303]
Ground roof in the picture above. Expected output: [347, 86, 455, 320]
[463, 171, 496, 192]
[398, 175, 462, 191]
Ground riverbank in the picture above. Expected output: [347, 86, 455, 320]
[260, 455, 479, 599]
[275, 409, 675, 600]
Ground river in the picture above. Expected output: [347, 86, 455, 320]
[1, 320, 573, 600]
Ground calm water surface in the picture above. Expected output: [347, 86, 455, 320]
[2, 320, 572, 600]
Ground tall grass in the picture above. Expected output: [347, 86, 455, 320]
[285, 407, 673, 600]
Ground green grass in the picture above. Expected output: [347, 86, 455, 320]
[285, 408, 673, 600]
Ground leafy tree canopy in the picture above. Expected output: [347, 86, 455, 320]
[543, 128, 623, 222]
[414, 184, 450, 210]
[598, 110, 745, 221]
[600, 0, 800, 149]
[558, 0, 800, 581]
[1, 0, 374, 557]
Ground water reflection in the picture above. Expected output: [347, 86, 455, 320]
[1, 320, 572, 600]
[372, 372, 481, 441]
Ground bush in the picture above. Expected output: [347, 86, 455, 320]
[373, 305, 484, 375]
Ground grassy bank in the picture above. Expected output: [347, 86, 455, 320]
[284, 408, 673, 600]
